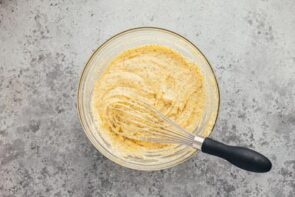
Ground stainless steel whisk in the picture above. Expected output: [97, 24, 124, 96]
[107, 99, 272, 172]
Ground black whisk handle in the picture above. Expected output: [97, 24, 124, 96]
[201, 138, 272, 173]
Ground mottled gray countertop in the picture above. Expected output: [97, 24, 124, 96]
[0, 0, 295, 196]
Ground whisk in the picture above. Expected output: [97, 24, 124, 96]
[107, 98, 272, 172]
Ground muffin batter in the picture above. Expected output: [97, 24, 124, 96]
[91, 45, 205, 155]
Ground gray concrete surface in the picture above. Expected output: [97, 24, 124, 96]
[1, 0, 295, 196]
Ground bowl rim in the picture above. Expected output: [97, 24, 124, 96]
[77, 26, 220, 171]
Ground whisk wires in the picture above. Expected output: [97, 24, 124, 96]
[106, 99, 195, 146]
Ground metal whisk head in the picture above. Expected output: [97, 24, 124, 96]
[106, 98, 197, 146]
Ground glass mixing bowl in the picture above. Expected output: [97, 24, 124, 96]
[77, 27, 220, 171]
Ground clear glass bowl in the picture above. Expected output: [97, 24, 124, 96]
[77, 27, 220, 171]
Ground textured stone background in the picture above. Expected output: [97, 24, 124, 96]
[0, 0, 294, 196]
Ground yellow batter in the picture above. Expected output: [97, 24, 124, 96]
[91, 45, 205, 155]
